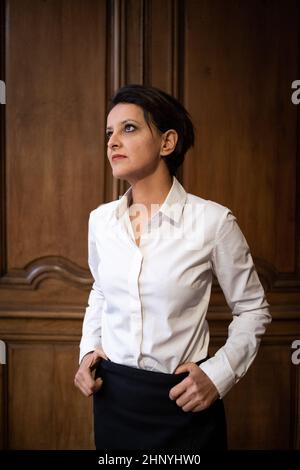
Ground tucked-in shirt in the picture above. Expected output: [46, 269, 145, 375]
[79, 176, 271, 398]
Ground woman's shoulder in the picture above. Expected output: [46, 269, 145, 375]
[184, 193, 237, 243]
[186, 192, 232, 220]
[89, 200, 119, 226]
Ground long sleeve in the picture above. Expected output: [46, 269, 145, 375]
[199, 210, 272, 398]
[79, 211, 105, 364]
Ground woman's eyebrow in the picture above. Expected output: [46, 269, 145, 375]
[106, 119, 140, 131]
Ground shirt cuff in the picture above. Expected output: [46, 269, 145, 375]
[79, 336, 102, 364]
[199, 352, 236, 399]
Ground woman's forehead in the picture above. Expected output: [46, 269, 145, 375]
[107, 103, 144, 126]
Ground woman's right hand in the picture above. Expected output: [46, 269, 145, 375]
[74, 348, 108, 397]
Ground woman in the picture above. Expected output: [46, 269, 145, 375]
[74, 84, 271, 450]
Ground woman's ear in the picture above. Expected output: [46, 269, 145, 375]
[160, 130, 178, 156]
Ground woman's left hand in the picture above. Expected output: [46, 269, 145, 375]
[169, 362, 219, 412]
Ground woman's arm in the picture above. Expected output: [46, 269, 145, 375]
[79, 211, 105, 364]
[74, 211, 107, 397]
[199, 210, 272, 398]
[169, 210, 271, 411]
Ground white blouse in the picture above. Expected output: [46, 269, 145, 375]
[79, 176, 271, 398]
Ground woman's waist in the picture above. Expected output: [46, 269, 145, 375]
[96, 355, 209, 386]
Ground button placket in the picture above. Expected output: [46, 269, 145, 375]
[127, 249, 144, 363]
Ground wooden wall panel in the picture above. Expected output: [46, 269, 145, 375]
[0, 363, 7, 449]
[54, 345, 94, 449]
[0, 0, 105, 450]
[6, 0, 107, 270]
[296, 365, 300, 449]
[0, 0, 6, 277]
[184, 0, 298, 274]
[209, 309, 300, 449]
[5, 323, 94, 450]
[9, 344, 56, 449]
[0, 0, 299, 450]
[147, 0, 175, 91]
[224, 345, 293, 449]
[125, 0, 144, 85]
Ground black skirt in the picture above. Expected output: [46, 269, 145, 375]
[93, 358, 227, 450]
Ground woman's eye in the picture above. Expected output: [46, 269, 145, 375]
[106, 132, 112, 139]
[124, 124, 135, 133]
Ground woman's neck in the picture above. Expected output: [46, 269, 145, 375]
[129, 172, 173, 215]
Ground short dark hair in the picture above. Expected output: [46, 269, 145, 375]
[108, 84, 195, 177]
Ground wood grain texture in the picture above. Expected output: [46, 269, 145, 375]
[224, 345, 293, 449]
[6, 0, 107, 269]
[296, 365, 300, 449]
[0, 363, 7, 449]
[0, 256, 92, 289]
[0, 0, 299, 450]
[7, 342, 93, 449]
[183, 0, 298, 274]
[0, 0, 6, 277]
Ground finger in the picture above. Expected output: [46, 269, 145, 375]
[75, 369, 97, 395]
[85, 377, 103, 396]
[182, 399, 199, 412]
[81, 384, 94, 397]
[169, 377, 189, 400]
[181, 393, 214, 413]
[174, 391, 201, 412]
[74, 375, 93, 397]
[174, 363, 190, 374]
[191, 403, 207, 412]
[92, 377, 103, 393]
[76, 377, 101, 397]
[81, 367, 96, 386]
[174, 391, 191, 408]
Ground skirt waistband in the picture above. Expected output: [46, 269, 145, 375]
[97, 356, 208, 385]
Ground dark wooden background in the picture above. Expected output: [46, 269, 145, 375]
[0, 0, 299, 449]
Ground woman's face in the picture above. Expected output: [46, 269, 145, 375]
[106, 103, 166, 184]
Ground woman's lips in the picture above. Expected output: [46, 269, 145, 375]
[112, 154, 127, 161]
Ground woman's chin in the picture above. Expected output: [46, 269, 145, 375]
[112, 169, 130, 180]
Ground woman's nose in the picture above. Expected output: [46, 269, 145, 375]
[108, 132, 121, 149]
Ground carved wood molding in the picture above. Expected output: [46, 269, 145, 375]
[0, 256, 91, 290]
[0, 307, 84, 319]
[0, 254, 299, 292]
